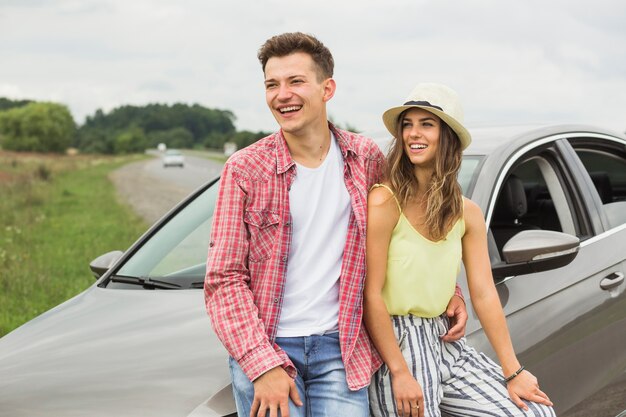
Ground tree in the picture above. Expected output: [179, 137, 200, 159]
[147, 127, 194, 149]
[0, 97, 33, 112]
[76, 103, 237, 153]
[0, 102, 76, 152]
[114, 127, 147, 154]
[231, 130, 270, 149]
[203, 132, 229, 150]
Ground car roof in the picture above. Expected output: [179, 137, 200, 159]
[367, 123, 626, 157]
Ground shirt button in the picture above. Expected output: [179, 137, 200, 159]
[285, 222, 291, 227]
[274, 298, 279, 303]
[209, 241, 214, 247]
[282, 256, 287, 262]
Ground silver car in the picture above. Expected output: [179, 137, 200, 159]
[163, 149, 185, 168]
[0, 124, 625, 417]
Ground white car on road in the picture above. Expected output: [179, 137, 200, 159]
[163, 149, 185, 168]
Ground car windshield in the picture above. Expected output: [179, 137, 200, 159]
[459, 155, 483, 195]
[112, 179, 219, 289]
[109, 155, 483, 289]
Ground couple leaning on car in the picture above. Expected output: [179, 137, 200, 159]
[204, 32, 556, 417]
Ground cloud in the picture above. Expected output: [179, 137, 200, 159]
[0, 0, 624, 133]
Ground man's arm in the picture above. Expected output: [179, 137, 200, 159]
[204, 163, 290, 381]
[441, 288, 468, 342]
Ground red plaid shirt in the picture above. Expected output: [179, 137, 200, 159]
[204, 125, 384, 390]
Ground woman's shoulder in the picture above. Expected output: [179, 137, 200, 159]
[462, 196, 479, 211]
[369, 183, 402, 215]
[369, 183, 396, 203]
[462, 197, 486, 229]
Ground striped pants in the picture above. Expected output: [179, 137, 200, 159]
[369, 315, 556, 417]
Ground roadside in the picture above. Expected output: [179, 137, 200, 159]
[180, 148, 228, 164]
[109, 158, 192, 225]
[109, 151, 224, 225]
[0, 151, 147, 335]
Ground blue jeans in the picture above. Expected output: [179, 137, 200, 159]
[229, 332, 369, 417]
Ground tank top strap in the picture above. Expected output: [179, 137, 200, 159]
[371, 183, 402, 212]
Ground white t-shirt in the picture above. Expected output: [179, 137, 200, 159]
[276, 133, 351, 337]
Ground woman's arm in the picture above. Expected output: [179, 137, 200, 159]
[461, 199, 553, 410]
[364, 186, 424, 416]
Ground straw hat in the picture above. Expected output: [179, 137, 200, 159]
[382, 83, 471, 150]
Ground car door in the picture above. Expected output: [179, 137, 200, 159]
[556, 135, 626, 416]
[465, 134, 626, 416]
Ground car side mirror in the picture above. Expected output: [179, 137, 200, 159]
[492, 230, 579, 280]
[89, 250, 123, 279]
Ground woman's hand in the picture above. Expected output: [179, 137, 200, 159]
[506, 370, 553, 410]
[391, 371, 424, 417]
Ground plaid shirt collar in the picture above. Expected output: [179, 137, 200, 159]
[275, 123, 357, 175]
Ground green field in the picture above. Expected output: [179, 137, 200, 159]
[0, 151, 148, 336]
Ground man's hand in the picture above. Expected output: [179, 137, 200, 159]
[441, 295, 468, 342]
[250, 366, 302, 417]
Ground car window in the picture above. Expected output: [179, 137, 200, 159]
[570, 140, 626, 229]
[111, 179, 219, 289]
[459, 155, 483, 196]
[489, 153, 578, 256]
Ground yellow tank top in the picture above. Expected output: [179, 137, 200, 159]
[374, 184, 465, 318]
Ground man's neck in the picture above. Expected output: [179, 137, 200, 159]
[284, 123, 332, 169]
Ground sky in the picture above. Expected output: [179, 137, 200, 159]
[1, 0, 625, 135]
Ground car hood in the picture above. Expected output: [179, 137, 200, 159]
[0, 285, 233, 417]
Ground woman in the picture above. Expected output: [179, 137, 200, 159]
[364, 83, 556, 417]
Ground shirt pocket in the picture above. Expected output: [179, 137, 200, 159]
[244, 210, 280, 262]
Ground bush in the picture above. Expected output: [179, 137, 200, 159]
[0, 102, 76, 153]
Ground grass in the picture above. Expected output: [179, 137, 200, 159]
[0, 151, 148, 336]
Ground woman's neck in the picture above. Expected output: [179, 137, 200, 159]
[413, 167, 433, 195]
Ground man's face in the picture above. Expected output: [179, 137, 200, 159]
[264, 52, 334, 137]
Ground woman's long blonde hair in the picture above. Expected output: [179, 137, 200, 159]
[385, 110, 463, 241]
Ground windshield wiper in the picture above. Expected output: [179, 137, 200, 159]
[110, 275, 181, 290]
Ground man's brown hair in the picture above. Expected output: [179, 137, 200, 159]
[257, 32, 334, 81]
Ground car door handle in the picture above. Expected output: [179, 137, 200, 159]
[600, 272, 625, 290]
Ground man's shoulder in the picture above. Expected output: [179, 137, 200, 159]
[224, 133, 278, 176]
[334, 127, 384, 160]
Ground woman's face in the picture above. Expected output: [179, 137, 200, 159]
[400, 107, 441, 169]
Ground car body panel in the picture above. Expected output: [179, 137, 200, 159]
[462, 126, 626, 414]
[1, 125, 625, 416]
[0, 286, 231, 417]
[465, 232, 626, 411]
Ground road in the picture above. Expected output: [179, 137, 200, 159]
[110, 152, 223, 225]
[149, 152, 223, 190]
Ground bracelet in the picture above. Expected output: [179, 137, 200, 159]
[504, 365, 525, 383]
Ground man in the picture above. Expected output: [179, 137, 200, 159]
[205, 32, 467, 417]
